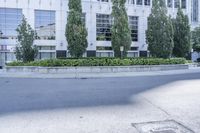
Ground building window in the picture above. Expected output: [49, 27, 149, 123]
[81, 13, 86, 24]
[144, 0, 150, 6]
[167, 0, 173, 8]
[97, 0, 109, 2]
[192, 0, 199, 22]
[137, 0, 143, 5]
[37, 52, 56, 59]
[128, 0, 135, 4]
[56, 50, 67, 58]
[96, 51, 114, 57]
[131, 47, 139, 51]
[96, 14, 112, 41]
[0, 52, 16, 63]
[37, 46, 56, 59]
[181, 0, 186, 9]
[0, 45, 8, 51]
[96, 46, 112, 50]
[0, 8, 22, 39]
[127, 51, 139, 57]
[6, 52, 16, 62]
[174, 0, 180, 8]
[129, 16, 138, 42]
[35, 10, 56, 40]
[38, 46, 56, 50]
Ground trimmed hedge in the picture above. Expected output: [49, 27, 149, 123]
[7, 58, 187, 67]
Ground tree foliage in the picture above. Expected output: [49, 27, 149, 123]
[15, 15, 38, 62]
[111, 0, 132, 57]
[65, 0, 88, 58]
[173, 8, 191, 57]
[146, 0, 174, 58]
[191, 27, 200, 52]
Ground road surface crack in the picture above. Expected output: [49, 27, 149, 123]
[142, 96, 171, 116]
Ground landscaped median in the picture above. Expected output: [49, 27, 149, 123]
[4, 58, 190, 74]
[7, 58, 187, 67]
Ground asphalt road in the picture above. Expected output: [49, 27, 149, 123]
[0, 72, 200, 133]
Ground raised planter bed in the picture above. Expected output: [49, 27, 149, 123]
[5, 64, 189, 74]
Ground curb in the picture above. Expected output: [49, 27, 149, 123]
[1, 68, 200, 79]
[5, 64, 189, 74]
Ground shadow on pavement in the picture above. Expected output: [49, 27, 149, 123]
[0, 73, 200, 116]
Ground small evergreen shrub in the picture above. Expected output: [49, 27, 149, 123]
[7, 58, 187, 67]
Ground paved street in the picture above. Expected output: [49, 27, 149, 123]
[0, 72, 200, 133]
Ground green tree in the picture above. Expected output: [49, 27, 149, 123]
[65, 0, 88, 58]
[173, 8, 191, 58]
[191, 27, 200, 52]
[111, 0, 132, 58]
[146, 0, 174, 58]
[16, 15, 38, 62]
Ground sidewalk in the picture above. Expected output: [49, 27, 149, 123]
[0, 67, 200, 79]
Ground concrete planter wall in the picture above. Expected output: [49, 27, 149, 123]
[5, 64, 189, 74]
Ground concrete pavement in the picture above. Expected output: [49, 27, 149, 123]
[0, 72, 200, 132]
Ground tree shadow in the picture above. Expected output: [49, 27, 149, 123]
[0, 73, 200, 116]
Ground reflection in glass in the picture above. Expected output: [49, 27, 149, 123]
[174, 0, 180, 8]
[37, 52, 56, 59]
[0, 8, 22, 39]
[167, 0, 173, 7]
[192, 0, 199, 22]
[35, 10, 56, 40]
[181, 0, 186, 9]
[96, 14, 112, 41]
[129, 16, 138, 42]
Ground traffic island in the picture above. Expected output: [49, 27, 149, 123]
[5, 64, 189, 74]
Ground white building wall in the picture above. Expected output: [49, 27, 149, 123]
[0, 0, 199, 62]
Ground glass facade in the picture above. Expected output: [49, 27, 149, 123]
[0, 8, 22, 39]
[128, 0, 135, 4]
[82, 13, 86, 24]
[127, 51, 139, 57]
[96, 15, 138, 42]
[129, 16, 138, 42]
[96, 51, 114, 57]
[174, 0, 180, 8]
[168, 0, 186, 9]
[128, 0, 151, 5]
[97, 0, 109, 2]
[144, 0, 150, 6]
[181, 0, 186, 9]
[37, 46, 56, 59]
[0, 45, 7, 51]
[136, 0, 143, 5]
[37, 52, 56, 59]
[167, 0, 173, 8]
[192, 0, 199, 22]
[96, 14, 112, 41]
[0, 52, 16, 63]
[35, 10, 56, 40]
[38, 46, 56, 50]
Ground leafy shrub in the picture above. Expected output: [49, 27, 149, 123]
[7, 58, 187, 67]
[186, 60, 193, 63]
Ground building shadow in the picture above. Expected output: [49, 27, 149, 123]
[0, 72, 200, 116]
